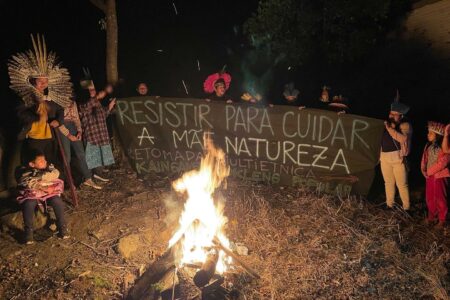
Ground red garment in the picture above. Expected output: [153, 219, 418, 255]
[78, 97, 110, 146]
[203, 73, 232, 94]
[426, 176, 448, 222]
[421, 144, 450, 178]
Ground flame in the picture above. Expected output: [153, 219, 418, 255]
[169, 136, 232, 273]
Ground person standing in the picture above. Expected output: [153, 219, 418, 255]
[78, 86, 116, 180]
[58, 99, 102, 189]
[8, 34, 73, 165]
[136, 82, 149, 96]
[421, 122, 449, 228]
[380, 100, 412, 211]
[203, 71, 233, 103]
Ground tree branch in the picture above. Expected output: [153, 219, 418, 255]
[90, 0, 106, 14]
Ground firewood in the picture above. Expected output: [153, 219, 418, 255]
[126, 247, 176, 300]
[212, 237, 260, 279]
[193, 249, 219, 287]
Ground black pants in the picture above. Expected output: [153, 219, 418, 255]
[22, 196, 66, 232]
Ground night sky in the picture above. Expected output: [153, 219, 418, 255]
[0, 0, 259, 135]
[1, 0, 449, 173]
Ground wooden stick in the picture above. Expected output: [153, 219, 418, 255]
[212, 237, 260, 279]
[54, 129, 78, 207]
[78, 240, 107, 257]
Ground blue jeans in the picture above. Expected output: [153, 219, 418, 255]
[58, 122, 92, 181]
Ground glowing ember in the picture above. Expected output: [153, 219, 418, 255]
[169, 136, 232, 273]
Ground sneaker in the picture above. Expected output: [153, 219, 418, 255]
[25, 230, 34, 245]
[83, 178, 102, 190]
[93, 174, 110, 182]
[58, 228, 70, 239]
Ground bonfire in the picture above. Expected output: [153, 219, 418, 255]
[169, 135, 232, 276]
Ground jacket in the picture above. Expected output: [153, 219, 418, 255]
[17, 100, 64, 141]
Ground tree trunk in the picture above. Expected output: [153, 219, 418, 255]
[90, 0, 118, 85]
[105, 0, 118, 85]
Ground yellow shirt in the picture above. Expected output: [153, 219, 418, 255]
[27, 103, 52, 139]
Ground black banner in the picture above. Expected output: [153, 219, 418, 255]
[115, 97, 384, 196]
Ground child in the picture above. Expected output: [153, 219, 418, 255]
[421, 121, 450, 229]
[16, 150, 69, 244]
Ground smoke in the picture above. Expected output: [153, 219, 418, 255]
[162, 193, 183, 228]
[240, 37, 286, 103]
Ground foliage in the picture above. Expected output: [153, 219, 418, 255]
[244, 0, 411, 65]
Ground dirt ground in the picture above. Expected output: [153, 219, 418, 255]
[0, 166, 450, 300]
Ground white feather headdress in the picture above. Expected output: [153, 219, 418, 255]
[8, 34, 73, 108]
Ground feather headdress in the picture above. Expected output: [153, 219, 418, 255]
[8, 34, 73, 108]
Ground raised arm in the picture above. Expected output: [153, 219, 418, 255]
[443, 124, 450, 154]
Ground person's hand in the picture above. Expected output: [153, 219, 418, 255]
[298, 106, 306, 110]
[421, 169, 428, 179]
[108, 98, 116, 111]
[205, 98, 211, 102]
[155, 95, 160, 99]
[250, 99, 256, 104]
[226, 99, 233, 104]
[269, 104, 274, 108]
[337, 110, 346, 115]
[445, 124, 450, 137]
[68, 134, 78, 142]
[384, 121, 391, 130]
[50, 120, 59, 128]
[76, 131, 82, 140]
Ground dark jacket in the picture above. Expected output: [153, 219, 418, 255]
[17, 100, 64, 141]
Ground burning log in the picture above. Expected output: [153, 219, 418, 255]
[126, 246, 177, 300]
[193, 249, 219, 287]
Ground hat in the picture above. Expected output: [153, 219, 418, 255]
[283, 82, 299, 98]
[329, 95, 348, 109]
[214, 78, 226, 88]
[203, 72, 231, 94]
[80, 67, 95, 90]
[390, 89, 409, 114]
[428, 121, 445, 136]
[8, 34, 73, 108]
[390, 102, 409, 115]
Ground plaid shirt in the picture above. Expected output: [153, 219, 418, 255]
[78, 97, 110, 146]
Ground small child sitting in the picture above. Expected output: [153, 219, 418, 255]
[16, 150, 69, 244]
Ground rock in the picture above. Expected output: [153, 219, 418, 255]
[0, 209, 47, 231]
[235, 243, 249, 256]
[117, 234, 141, 259]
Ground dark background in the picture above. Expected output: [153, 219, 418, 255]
[0, 0, 449, 194]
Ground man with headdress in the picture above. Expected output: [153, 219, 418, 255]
[8, 34, 73, 165]
[380, 94, 412, 211]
